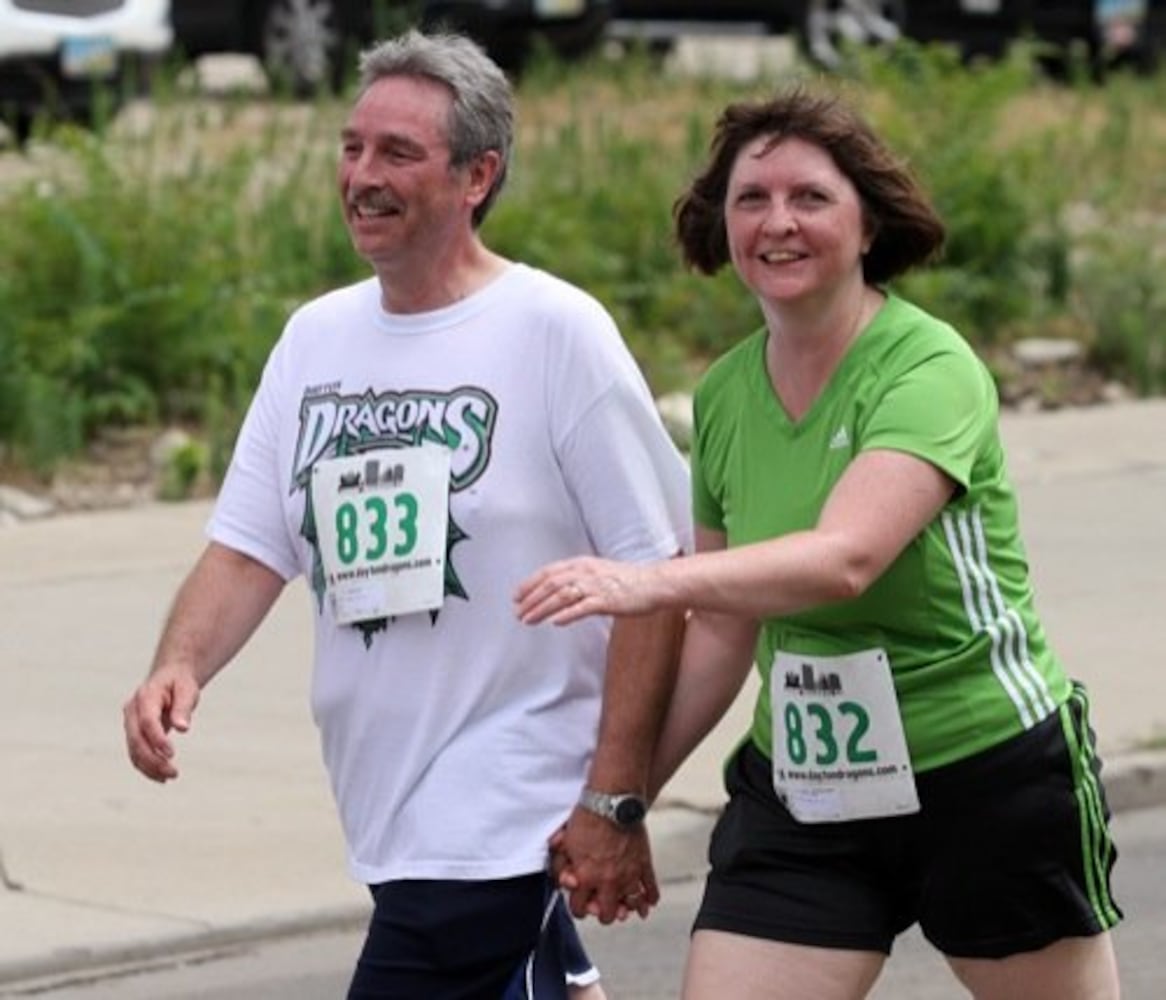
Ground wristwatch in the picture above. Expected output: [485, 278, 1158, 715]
[578, 788, 648, 828]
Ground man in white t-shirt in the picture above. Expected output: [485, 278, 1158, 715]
[122, 29, 690, 1000]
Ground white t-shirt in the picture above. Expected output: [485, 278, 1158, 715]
[209, 264, 691, 884]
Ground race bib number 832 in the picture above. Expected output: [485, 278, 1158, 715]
[770, 648, 919, 823]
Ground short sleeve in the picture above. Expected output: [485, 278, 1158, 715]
[547, 292, 691, 562]
[208, 337, 302, 581]
[557, 380, 691, 563]
[690, 388, 724, 532]
[859, 347, 996, 493]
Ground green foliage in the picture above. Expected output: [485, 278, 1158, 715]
[1073, 228, 1166, 394]
[488, 111, 753, 386]
[2, 42, 1165, 474]
[0, 95, 360, 467]
[851, 42, 1049, 337]
[157, 437, 209, 501]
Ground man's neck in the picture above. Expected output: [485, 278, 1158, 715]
[375, 244, 509, 315]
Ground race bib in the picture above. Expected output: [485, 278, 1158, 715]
[770, 648, 919, 823]
[310, 446, 451, 624]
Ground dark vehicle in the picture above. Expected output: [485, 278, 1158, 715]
[609, 0, 1163, 72]
[169, 0, 613, 91]
[907, 0, 1162, 70]
[0, 0, 172, 144]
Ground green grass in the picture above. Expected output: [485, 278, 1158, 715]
[2, 40, 1165, 475]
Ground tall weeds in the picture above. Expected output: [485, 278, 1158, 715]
[2, 41, 1164, 472]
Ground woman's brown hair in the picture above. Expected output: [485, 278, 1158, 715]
[674, 87, 945, 285]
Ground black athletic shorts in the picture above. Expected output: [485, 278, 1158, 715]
[694, 682, 1123, 959]
[347, 872, 598, 999]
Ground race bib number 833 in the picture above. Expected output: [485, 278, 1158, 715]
[311, 446, 451, 624]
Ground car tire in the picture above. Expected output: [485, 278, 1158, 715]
[258, 0, 346, 95]
[795, 0, 907, 70]
[5, 111, 34, 148]
[422, 3, 529, 72]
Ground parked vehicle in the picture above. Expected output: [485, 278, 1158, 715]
[168, 0, 614, 92]
[608, 0, 1163, 72]
[0, 0, 172, 144]
[904, 0, 1162, 71]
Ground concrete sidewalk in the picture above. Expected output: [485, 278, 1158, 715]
[1, 400, 1165, 988]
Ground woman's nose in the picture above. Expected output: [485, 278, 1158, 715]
[762, 202, 797, 236]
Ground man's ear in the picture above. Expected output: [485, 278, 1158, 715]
[465, 149, 503, 210]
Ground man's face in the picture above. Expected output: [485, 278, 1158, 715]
[337, 75, 470, 268]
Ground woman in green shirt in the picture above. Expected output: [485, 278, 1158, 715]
[517, 86, 1121, 999]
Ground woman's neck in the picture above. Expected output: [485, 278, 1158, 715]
[764, 283, 883, 421]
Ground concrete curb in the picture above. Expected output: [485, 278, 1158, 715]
[4, 750, 1163, 991]
[0, 905, 369, 991]
[1102, 749, 1166, 814]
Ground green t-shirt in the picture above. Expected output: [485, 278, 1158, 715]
[692, 293, 1070, 773]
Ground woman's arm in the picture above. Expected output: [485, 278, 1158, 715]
[516, 448, 956, 625]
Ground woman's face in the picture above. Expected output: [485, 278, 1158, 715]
[724, 134, 871, 308]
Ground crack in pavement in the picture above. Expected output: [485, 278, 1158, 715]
[0, 849, 24, 893]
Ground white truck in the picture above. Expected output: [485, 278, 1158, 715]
[0, 0, 172, 144]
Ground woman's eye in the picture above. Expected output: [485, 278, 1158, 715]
[796, 189, 830, 205]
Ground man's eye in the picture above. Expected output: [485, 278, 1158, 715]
[379, 144, 422, 164]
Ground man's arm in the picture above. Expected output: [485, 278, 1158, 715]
[122, 541, 286, 783]
[557, 600, 685, 924]
[647, 606, 758, 802]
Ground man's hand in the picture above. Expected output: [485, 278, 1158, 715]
[550, 806, 659, 924]
[120, 542, 285, 784]
[122, 664, 201, 782]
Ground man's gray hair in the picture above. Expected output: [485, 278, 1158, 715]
[358, 30, 514, 227]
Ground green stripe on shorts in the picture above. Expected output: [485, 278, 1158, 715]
[1059, 683, 1121, 929]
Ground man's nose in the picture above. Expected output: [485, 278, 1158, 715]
[345, 148, 383, 187]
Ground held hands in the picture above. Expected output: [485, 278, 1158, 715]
[515, 557, 660, 626]
[548, 806, 659, 924]
[122, 665, 200, 782]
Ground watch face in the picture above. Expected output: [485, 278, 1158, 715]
[614, 796, 646, 826]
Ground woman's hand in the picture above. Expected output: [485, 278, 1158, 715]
[514, 556, 663, 625]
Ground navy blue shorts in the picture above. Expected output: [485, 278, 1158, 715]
[694, 683, 1123, 958]
[347, 872, 597, 999]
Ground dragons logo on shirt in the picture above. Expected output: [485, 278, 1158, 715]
[291, 385, 497, 644]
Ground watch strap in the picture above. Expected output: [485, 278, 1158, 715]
[578, 788, 647, 827]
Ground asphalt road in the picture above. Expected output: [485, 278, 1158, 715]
[11, 805, 1164, 1000]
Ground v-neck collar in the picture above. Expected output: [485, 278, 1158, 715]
[746, 292, 895, 434]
